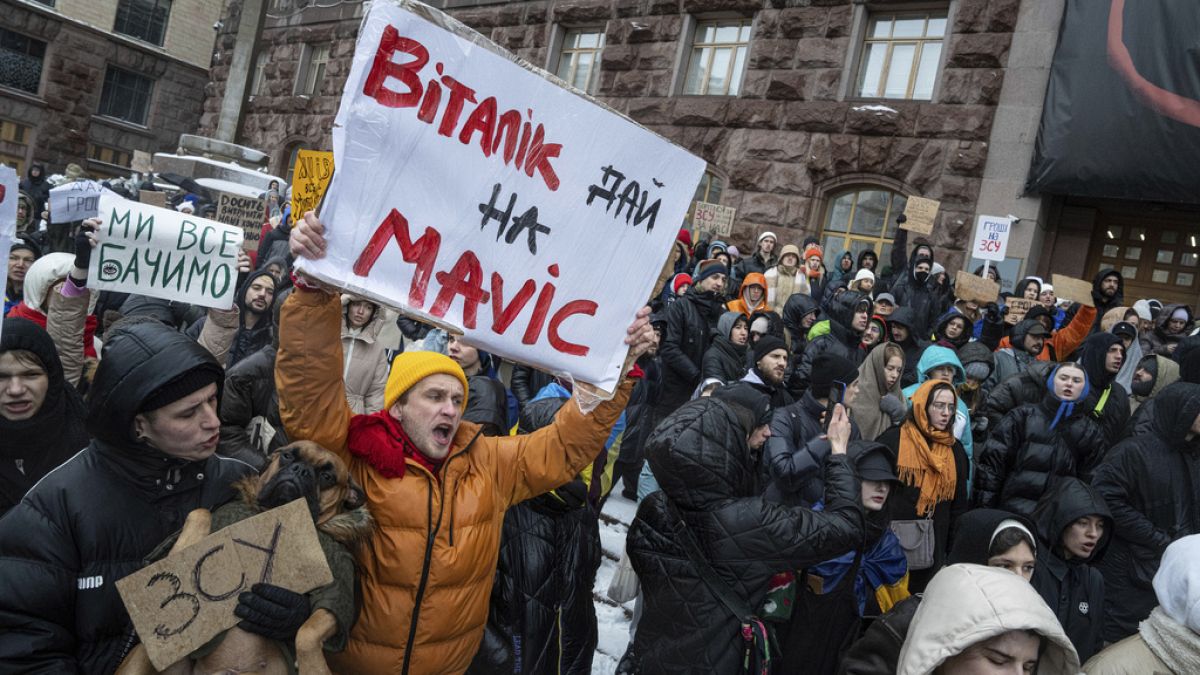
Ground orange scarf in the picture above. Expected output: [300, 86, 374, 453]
[897, 380, 958, 516]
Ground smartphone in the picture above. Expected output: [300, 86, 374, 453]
[823, 380, 847, 433]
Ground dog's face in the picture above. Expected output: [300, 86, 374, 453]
[255, 441, 365, 524]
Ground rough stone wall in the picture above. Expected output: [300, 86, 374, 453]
[1, 0, 211, 171]
[201, 0, 1019, 263]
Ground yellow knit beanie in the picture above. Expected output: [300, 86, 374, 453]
[383, 351, 470, 412]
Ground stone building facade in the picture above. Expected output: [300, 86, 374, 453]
[202, 0, 1032, 271]
[0, 0, 225, 177]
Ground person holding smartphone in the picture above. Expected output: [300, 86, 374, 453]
[764, 353, 862, 507]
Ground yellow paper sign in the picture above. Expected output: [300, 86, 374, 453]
[290, 150, 334, 221]
[902, 197, 940, 235]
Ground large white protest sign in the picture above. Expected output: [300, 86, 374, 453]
[298, 0, 706, 391]
[89, 195, 243, 309]
[49, 180, 118, 223]
[0, 165, 16, 344]
[973, 215, 1014, 262]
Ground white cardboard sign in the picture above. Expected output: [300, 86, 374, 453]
[973, 215, 1014, 262]
[0, 165, 16, 345]
[89, 195, 244, 309]
[48, 180, 118, 223]
[299, 0, 706, 391]
[693, 201, 736, 238]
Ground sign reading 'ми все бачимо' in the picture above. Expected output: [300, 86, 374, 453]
[298, 0, 706, 392]
[89, 195, 244, 310]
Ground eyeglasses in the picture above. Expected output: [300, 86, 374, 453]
[927, 402, 954, 413]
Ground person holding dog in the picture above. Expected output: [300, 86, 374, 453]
[281, 211, 655, 674]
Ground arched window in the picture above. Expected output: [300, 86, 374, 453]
[820, 186, 907, 265]
[282, 141, 305, 182]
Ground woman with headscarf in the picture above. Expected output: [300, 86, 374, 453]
[701, 311, 749, 384]
[764, 244, 808, 313]
[841, 509, 1039, 675]
[974, 363, 1104, 517]
[877, 379, 970, 591]
[0, 318, 89, 517]
[851, 342, 906, 442]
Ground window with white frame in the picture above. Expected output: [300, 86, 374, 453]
[251, 50, 269, 98]
[854, 11, 947, 100]
[295, 43, 330, 97]
[683, 19, 752, 96]
[555, 28, 605, 94]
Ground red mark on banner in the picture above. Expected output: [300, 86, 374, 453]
[548, 300, 597, 356]
[362, 26, 427, 108]
[431, 251, 490, 329]
[352, 209, 440, 307]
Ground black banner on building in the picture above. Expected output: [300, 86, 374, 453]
[1026, 0, 1200, 205]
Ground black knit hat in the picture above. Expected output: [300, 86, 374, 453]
[712, 382, 773, 429]
[137, 367, 222, 413]
[752, 335, 788, 364]
[811, 353, 859, 399]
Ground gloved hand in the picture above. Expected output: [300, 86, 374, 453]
[983, 303, 1003, 323]
[235, 583, 311, 641]
[879, 394, 906, 424]
[73, 222, 95, 272]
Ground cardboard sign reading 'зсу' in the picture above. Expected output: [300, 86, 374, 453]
[299, 0, 706, 392]
[693, 201, 736, 238]
[89, 195, 243, 310]
[116, 499, 333, 670]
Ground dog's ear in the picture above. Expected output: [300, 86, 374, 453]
[343, 477, 366, 511]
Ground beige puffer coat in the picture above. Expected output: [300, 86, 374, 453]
[340, 295, 391, 414]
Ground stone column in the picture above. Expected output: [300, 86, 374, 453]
[215, 0, 267, 143]
[967, 0, 1066, 279]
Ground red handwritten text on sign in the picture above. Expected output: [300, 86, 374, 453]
[363, 26, 563, 191]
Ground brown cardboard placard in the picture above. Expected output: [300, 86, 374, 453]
[214, 191, 267, 252]
[138, 190, 167, 207]
[1005, 298, 1037, 325]
[117, 499, 333, 670]
[1051, 274, 1094, 307]
[901, 196, 940, 235]
[954, 271, 999, 305]
[131, 150, 153, 174]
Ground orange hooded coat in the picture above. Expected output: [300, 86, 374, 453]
[727, 272, 770, 317]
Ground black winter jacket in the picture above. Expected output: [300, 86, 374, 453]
[218, 344, 286, 470]
[702, 335, 747, 384]
[627, 398, 863, 675]
[781, 292, 818, 356]
[764, 392, 862, 506]
[980, 360, 1057, 433]
[511, 364, 554, 409]
[469, 397, 601, 675]
[463, 374, 510, 435]
[888, 272, 940, 338]
[795, 291, 869, 393]
[657, 289, 721, 412]
[974, 391, 1106, 517]
[1031, 478, 1112, 663]
[876, 424, 969, 587]
[186, 270, 276, 368]
[0, 321, 255, 674]
[1093, 382, 1200, 642]
[886, 307, 926, 388]
[838, 594, 922, 675]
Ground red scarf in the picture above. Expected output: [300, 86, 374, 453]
[347, 410, 444, 480]
[7, 303, 99, 358]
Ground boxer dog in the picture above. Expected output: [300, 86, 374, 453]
[118, 441, 372, 675]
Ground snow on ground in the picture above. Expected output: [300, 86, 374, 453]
[591, 482, 641, 674]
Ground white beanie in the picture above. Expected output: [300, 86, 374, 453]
[750, 316, 770, 334]
[1041, 283, 1054, 294]
[1154, 534, 1200, 632]
[853, 268, 875, 283]
[757, 231, 776, 244]
[1133, 299, 1153, 321]
[1172, 307, 1190, 322]
[931, 262, 945, 276]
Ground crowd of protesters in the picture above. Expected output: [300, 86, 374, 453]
[1, 161, 1199, 675]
